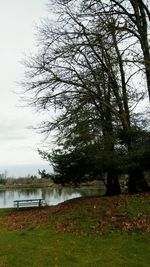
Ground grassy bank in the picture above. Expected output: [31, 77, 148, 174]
[0, 193, 150, 267]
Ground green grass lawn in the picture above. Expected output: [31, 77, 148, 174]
[0, 193, 150, 267]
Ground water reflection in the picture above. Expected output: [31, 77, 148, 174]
[0, 187, 105, 208]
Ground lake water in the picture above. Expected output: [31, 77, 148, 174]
[0, 187, 105, 208]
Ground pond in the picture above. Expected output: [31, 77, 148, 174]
[0, 187, 105, 208]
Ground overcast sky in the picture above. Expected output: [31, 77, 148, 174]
[0, 0, 53, 177]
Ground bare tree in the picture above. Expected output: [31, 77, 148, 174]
[82, 0, 150, 100]
[22, 0, 149, 194]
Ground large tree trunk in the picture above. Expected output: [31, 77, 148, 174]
[128, 166, 150, 194]
[106, 167, 121, 196]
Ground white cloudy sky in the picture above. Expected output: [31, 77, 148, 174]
[0, 0, 53, 177]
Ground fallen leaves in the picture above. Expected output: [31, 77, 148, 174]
[0, 193, 149, 235]
[122, 217, 150, 232]
[0, 206, 56, 230]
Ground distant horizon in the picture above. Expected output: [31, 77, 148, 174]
[0, 163, 53, 178]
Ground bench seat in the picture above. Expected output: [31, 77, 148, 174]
[14, 198, 45, 209]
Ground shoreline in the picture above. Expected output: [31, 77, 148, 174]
[0, 180, 104, 191]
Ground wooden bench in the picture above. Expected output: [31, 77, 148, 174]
[14, 198, 45, 209]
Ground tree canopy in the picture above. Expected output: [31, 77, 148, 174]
[22, 0, 150, 195]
